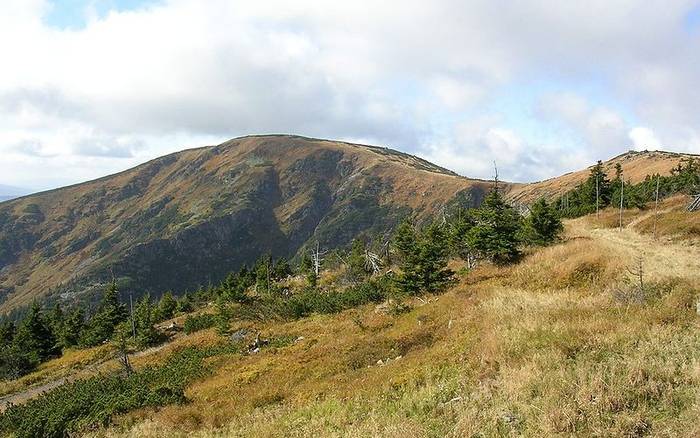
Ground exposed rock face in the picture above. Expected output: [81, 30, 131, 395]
[0, 135, 499, 315]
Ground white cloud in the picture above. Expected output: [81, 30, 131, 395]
[0, 0, 699, 190]
[537, 92, 629, 158]
[629, 127, 662, 151]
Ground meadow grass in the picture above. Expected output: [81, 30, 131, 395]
[82, 220, 700, 437]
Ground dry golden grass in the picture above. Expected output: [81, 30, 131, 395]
[72, 217, 700, 437]
[0, 344, 114, 399]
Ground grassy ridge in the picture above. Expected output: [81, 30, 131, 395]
[92, 223, 700, 437]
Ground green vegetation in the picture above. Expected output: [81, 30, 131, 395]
[394, 220, 454, 295]
[467, 188, 524, 264]
[522, 198, 564, 245]
[183, 313, 217, 334]
[557, 157, 699, 218]
[0, 343, 240, 438]
[0, 183, 566, 435]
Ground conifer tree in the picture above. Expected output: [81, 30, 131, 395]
[299, 253, 318, 287]
[48, 303, 65, 349]
[156, 291, 177, 321]
[176, 293, 193, 313]
[214, 295, 232, 336]
[272, 257, 292, 281]
[61, 308, 84, 348]
[14, 302, 59, 361]
[418, 222, 454, 292]
[467, 189, 522, 264]
[394, 220, 453, 294]
[80, 280, 128, 346]
[448, 209, 477, 263]
[393, 219, 421, 294]
[347, 238, 369, 283]
[134, 295, 159, 347]
[255, 254, 273, 293]
[0, 319, 16, 347]
[523, 198, 563, 245]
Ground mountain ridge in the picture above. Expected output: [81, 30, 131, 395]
[1, 136, 695, 317]
[0, 135, 497, 316]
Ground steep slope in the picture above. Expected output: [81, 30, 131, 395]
[0, 135, 501, 316]
[508, 150, 698, 204]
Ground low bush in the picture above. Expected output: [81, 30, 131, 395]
[0, 343, 240, 438]
[243, 277, 393, 321]
[183, 313, 217, 334]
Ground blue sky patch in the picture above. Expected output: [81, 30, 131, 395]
[44, 0, 160, 29]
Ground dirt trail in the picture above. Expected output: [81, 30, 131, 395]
[0, 378, 69, 412]
[568, 218, 700, 283]
[0, 341, 171, 412]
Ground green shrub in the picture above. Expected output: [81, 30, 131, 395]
[0, 343, 240, 438]
[183, 313, 216, 334]
[241, 277, 392, 321]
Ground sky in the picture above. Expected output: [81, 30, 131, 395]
[1, 0, 700, 192]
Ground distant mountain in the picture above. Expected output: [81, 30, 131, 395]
[0, 135, 502, 315]
[508, 150, 699, 204]
[0, 184, 29, 203]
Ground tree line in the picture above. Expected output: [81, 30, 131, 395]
[0, 184, 563, 380]
[556, 157, 699, 218]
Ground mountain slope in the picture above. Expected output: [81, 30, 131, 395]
[508, 150, 698, 204]
[0, 135, 501, 315]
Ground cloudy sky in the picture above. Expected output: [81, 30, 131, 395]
[2, 0, 700, 192]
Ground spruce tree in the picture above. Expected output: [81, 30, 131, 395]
[156, 291, 177, 321]
[80, 280, 128, 346]
[48, 303, 65, 350]
[393, 219, 421, 294]
[587, 161, 612, 212]
[61, 308, 84, 348]
[14, 302, 59, 361]
[0, 319, 16, 347]
[418, 222, 454, 292]
[134, 295, 159, 347]
[176, 293, 193, 313]
[347, 239, 369, 283]
[272, 257, 292, 281]
[448, 209, 477, 262]
[394, 220, 453, 295]
[255, 255, 273, 293]
[299, 253, 318, 287]
[467, 189, 522, 264]
[214, 296, 232, 336]
[523, 198, 563, 245]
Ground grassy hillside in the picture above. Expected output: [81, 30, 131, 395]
[509, 150, 699, 204]
[3, 203, 698, 437]
[0, 135, 500, 317]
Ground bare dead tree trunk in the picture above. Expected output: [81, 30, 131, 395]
[627, 256, 644, 293]
[312, 241, 325, 277]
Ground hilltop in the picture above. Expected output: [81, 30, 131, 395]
[508, 150, 699, 204]
[0, 135, 501, 316]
